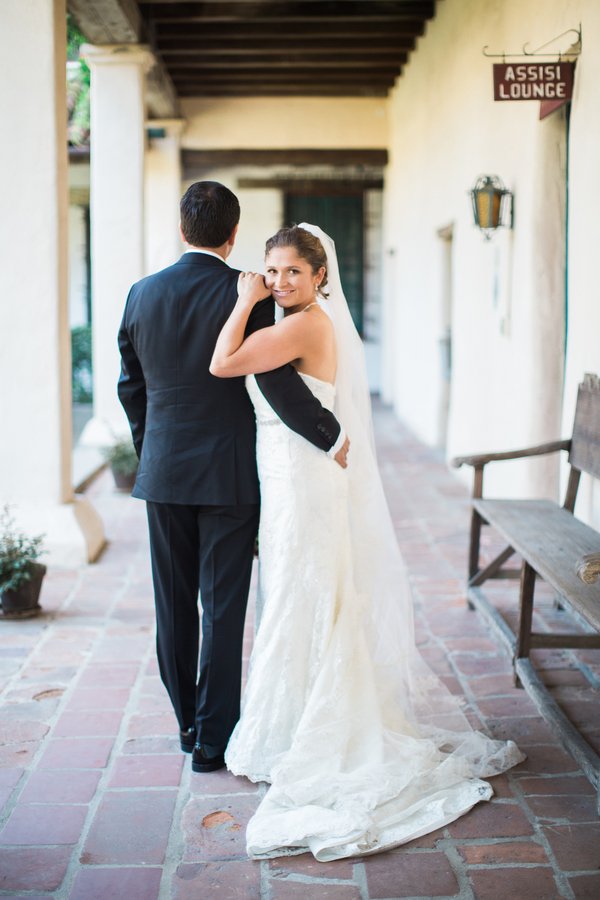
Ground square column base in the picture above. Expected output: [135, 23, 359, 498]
[14, 498, 106, 568]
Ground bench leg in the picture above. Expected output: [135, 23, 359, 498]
[467, 509, 483, 608]
[514, 561, 536, 688]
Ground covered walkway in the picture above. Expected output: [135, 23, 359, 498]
[1, 404, 599, 899]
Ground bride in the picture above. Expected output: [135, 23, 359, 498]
[209, 224, 524, 862]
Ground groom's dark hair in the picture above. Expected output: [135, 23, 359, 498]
[180, 181, 240, 248]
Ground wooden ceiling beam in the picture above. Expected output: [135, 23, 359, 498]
[156, 37, 415, 53]
[170, 66, 399, 77]
[145, 17, 426, 37]
[237, 178, 384, 192]
[163, 56, 405, 68]
[172, 77, 394, 93]
[150, 17, 425, 33]
[150, 20, 422, 38]
[176, 85, 392, 96]
[135, 1, 435, 99]
[140, 2, 434, 22]
[182, 149, 389, 168]
[173, 69, 396, 76]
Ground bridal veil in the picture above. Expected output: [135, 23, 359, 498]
[237, 224, 524, 861]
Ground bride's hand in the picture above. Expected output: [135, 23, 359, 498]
[238, 272, 268, 306]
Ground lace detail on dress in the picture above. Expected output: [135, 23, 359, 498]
[224, 372, 524, 862]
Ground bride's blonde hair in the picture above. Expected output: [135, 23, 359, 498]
[265, 226, 329, 296]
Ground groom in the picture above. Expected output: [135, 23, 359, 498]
[118, 181, 348, 773]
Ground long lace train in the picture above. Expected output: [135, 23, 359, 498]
[225, 372, 524, 861]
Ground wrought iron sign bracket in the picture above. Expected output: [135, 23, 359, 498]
[482, 25, 582, 62]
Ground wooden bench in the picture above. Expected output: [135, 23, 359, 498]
[452, 374, 600, 811]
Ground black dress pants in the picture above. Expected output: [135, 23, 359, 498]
[146, 502, 259, 750]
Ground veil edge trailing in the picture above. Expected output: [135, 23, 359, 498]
[297, 223, 524, 777]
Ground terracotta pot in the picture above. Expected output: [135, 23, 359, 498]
[0, 562, 46, 619]
[111, 465, 137, 492]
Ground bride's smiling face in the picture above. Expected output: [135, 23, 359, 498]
[264, 247, 324, 312]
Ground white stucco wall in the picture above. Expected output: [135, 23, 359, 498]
[180, 168, 283, 271]
[230, 188, 283, 272]
[180, 165, 385, 389]
[364, 190, 384, 392]
[68, 162, 90, 327]
[0, 0, 104, 564]
[0, 0, 72, 505]
[68, 205, 89, 327]
[181, 97, 388, 150]
[383, 0, 593, 503]
[145, 122, 185, 274]
[561, 0, 600, 523]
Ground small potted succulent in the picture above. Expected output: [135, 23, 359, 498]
[0, 505, 46, 619]
[102, 437, 139, 491]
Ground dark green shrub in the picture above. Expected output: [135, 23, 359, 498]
[102, 438, 139, 476]
[0, 506, 45, 593]
[71, 325, 92, 403]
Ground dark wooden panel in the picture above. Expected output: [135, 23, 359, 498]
[169, 62, 402, 74]
[182, 148, 389, 166]
[237, 178, 384, 192]
[286, 193, 365, 333]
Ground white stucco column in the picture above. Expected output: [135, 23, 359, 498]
[0, 0, 104, 566]
[145, 119, 185, 274]
[81, 43, 154, 445]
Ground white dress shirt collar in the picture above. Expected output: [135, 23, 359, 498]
[184, 248, 228, 264]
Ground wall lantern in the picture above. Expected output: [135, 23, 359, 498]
[470, 174, 513, 239]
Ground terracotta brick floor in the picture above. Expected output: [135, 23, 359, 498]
[1, 403, 599, 899]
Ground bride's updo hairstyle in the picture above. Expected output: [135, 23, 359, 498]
[265, 226, 329, 297]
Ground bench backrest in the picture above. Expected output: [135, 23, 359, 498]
[569, 373, 600, 479]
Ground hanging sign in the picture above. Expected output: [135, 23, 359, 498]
[493, 62, 575, 101]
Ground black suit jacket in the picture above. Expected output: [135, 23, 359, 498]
[117, 252, 342, 505]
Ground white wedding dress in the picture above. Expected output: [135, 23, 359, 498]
[225, 225, 524, 862]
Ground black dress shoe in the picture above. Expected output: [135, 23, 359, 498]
[192, 742, 225, 773]
[179, 726, 197, 753]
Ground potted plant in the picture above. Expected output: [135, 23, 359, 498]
[102, 437, 139, 491]
[0, 506, 46, 619]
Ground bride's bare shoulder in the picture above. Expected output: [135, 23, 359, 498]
[311, 307, 335, 344]
[276, 306, 330, 335]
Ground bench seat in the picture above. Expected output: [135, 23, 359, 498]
[453, 375, 600, 809]
[475, 498, 600, 631]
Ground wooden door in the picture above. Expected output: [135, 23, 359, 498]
[284, 194, 364, 335]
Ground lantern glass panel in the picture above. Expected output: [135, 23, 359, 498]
[476, 190, 501, 229]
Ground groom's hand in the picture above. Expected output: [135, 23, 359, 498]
[334, 437, 350, 469]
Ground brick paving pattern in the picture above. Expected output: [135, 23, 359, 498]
[1, 403, 599, 899]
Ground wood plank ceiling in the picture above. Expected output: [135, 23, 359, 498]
[139, 1, 437, 98]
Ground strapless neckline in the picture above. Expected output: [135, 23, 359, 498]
[296, 371, 335, 390]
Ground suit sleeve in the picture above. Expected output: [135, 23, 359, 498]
[117, 291, 147, 458]
[246, 297, 342, 453]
